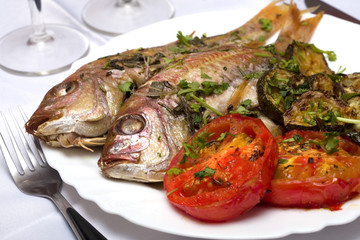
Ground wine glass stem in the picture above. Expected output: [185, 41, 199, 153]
[116, 0, 140, 8]
[27, 0, 53, 45]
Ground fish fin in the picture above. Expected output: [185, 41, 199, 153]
[76, 137, 107, 151]
[275, 1, 323, 53]
[205, 1, 290, 48]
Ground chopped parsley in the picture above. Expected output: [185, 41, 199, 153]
[341, 92, 360, 101]
[254, 52, 271, 58]
[262, 44, 277, 55]
[309, 132, 340, 154]
[118, 81, 134, 93]
[181, 131, 213, 162]
[279, 57, 300, 73]
[294, 41, 337, 62]
[243, 70, 263, 80]
[278, 158, 288, 164]
[177, 79, 229, 116]
[201, 68, 212, 80]
[176, 31, 192, 47]
[259, 18, 273, 32]
[163, 56, 177, 64]
[282, 134, 302, 143]
[230, 99, 258, 116]
[167, 167, 182, 176]
[194, 166, 216, 180]
[166, 59, 183, 70]
[217, 132, 235, 141]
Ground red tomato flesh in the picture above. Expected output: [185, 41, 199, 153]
[163, 114, 278, 222]
[262, 130, 360, 209]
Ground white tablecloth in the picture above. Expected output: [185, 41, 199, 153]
[1, 1, 360, 239]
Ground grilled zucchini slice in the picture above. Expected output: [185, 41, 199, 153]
[283, 90, 357, 131]
[257, 68, 308, 124]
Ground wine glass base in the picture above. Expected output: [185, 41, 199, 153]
[82, 0, 175, 35]
[0, 24, 89, 76]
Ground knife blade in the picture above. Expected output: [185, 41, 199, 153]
[305, 0, 360, 24]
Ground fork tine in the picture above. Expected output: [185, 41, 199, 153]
[8, 110, 39, 171]
[0, 131, 21, 176]
[0, 112, 26, 175]
[17, 107, 46, 167]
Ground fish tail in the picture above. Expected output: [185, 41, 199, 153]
[238, 0, 290, 48]
[275, 1, 324, 53]
[206, 1, 290, 48]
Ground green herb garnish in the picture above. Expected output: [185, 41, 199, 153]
[341, 92, 360, 101]
[194, 166, 216, 180]
[201, 68, 212, 80]
[282, 134, 303, 143]
[216, 132, 235, 141]
[177, 79, 228, 116]
[309, 132, 340, 154]
[118, 81, 134, 93]
[294, 41, 337, 61]
[167, 167, 182, 176]
[177, 31, 192, 47]
[259, 18, 273, 32]
[230, 99, 258, 116]
[278, 159, 288, 164]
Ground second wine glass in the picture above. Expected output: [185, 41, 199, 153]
[82, 0, 175, 35]
[0, 0, 89, 76]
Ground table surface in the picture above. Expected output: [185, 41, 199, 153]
[1, 0, 360, 239]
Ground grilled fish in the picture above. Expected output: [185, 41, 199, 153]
[98, 2, 324, 182]
[25, 1, 290, 150]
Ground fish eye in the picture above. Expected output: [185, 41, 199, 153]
[116, 115, 146, 135]
[57, 81, 78, 96]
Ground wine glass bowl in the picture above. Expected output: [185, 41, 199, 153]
[0, 0, 89, 76]
[82, 0, 175, 35]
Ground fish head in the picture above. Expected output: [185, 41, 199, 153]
[99, 93, 189, 182]
[26, 68, 124, 149]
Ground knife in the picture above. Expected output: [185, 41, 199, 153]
[305, 0, 360, 24]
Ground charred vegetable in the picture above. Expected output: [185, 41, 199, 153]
[263, 130, 360, 209]
[164, 114, 278, 222]
[307, 73, 343, 96]
[288, 41, 334, 76]
[257, 68, 308, 124]
[283, 91, 356, 131]
[339, 73, 360, 144]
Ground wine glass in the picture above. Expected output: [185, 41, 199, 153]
[82, 0, 175, 35]
[0, 0, 89, 76]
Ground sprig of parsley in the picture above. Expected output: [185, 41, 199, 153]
[177, 79, 229, 116]
[309, 132, 340, 154]
[177, 31, 193, 47]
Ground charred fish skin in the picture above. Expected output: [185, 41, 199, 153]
[99, 46, 272, 182]
[25, 1, 291, 150]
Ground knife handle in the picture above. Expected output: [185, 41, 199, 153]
[67, 208, 107, 240]
[51, 192, 107, 240]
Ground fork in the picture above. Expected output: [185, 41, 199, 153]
[0, 109, 106, 240]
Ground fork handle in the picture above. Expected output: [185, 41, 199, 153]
[51, 192, 107, 240]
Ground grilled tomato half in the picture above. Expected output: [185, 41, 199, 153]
[263, 130, 360, 209]
[163, 114, 277, 222]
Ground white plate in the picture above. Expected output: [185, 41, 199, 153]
[45, 8, 360, 239]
